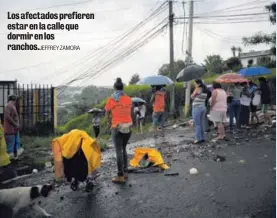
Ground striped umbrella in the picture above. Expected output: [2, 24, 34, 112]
[215, 73, 249, 84]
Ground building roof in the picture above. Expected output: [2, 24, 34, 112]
[240, 50, 272, 59]
[0, 80, 17, 84]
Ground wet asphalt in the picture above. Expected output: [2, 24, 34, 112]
[1, 126, 276, 218]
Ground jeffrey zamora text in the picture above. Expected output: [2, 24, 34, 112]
[40, 45, 80, 50]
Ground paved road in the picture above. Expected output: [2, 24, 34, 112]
[1, 127, 276, 218]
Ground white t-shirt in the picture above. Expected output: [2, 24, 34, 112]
[134, 105, 146, 118]
[240, 95, 251, 106]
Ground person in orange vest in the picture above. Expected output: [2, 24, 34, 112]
[105, 78, 133, 184]
[150, 85, 166, 132]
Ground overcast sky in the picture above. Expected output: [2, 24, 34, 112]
[0, 0, 274, 87]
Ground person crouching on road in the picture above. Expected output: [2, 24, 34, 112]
[190, 79, 209, 144]
[150, 85, 166, 132]
[105, 78, 132, 184]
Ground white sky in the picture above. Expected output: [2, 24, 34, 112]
[0, 0, 275, 87]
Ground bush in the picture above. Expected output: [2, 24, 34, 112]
[58, 68, 276, 134]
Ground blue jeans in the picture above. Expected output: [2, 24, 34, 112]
[152, 112, 164, 128]
[192, 105, 207, 141]
[229, 100, 240, 129]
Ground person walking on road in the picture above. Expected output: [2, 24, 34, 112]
[190, 79, 209, 144]
[258, 77, 272, 126]
[92, 112, 101, 138]
[4, 94, 24, 159]
[150, 85, 166, 133]
[134, 102, 146, 134]
[210, 82, 227, 141]
[105, 78, 132, 184]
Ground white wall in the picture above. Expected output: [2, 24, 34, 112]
[240, 57, 258, 68]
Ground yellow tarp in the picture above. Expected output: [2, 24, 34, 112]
[130, 147, 169, 170]
[52, 129, 101, 180]
[0, 126, 10, 167]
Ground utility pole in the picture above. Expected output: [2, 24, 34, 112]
[168, 0, 175, 117]
[184, 0, 194, 117]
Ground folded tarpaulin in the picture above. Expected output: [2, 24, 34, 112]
[130, 148, 169, 170]
[52, 129, 101, 180]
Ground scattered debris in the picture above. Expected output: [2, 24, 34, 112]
[264, 154, 268, 158]
[213, 155, 226, 162]
[172, 124, 177, 129]
[239, 160, 245, 164]
[60, 196, 64, 201]
[45, 162, 52, 169]
[189, 168, 198, 175]
[32, 169, 38, 173]
[164, 172, 179, 176]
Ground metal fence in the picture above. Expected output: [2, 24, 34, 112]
[0, 81, 57, 136]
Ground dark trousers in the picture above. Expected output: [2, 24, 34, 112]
[111, 128, 131, 176]
[229, 100, 241, 129]
[240, 105, 250, 126]
[93, 126, 100, 138]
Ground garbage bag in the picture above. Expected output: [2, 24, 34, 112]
[130, 148, 169, 170]
[52, 129, 101, 181]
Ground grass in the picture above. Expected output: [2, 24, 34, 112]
[20, 136, 53, 169]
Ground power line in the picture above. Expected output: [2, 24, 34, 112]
[175, 12, 269, 19]
[177, 19, 269, 24]
[55, 2, 168, 88]
[196, 0, 269, 16]
[62, 19, 168, 87]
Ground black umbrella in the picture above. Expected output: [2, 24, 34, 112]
[176, 64, 206, 82]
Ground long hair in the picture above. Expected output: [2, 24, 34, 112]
[195, 79, 209, 94]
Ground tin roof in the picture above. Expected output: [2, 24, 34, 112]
[240, 50, 272, 59]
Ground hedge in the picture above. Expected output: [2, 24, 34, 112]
[57, 68, 276, 134]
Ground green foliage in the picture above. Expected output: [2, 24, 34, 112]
[257, 56, 276, 68]
[203, 55, 224, 74]
[242, 2, 276, 55]
[129, 74, 140, 85]
[225, 57, 242, 72]
[158, 59, 187, 80]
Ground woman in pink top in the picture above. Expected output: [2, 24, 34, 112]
[210, 82, 227, 141]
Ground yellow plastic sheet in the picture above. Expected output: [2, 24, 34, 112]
[130, 147, 169, 170]
[52, 129, 101, 180]
[0, 126, 10, 167]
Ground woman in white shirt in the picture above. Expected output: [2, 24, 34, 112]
[239, 82, 251, 128]
[134, 103, 146, 133]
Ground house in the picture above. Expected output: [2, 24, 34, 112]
[239, 50, 275, 67]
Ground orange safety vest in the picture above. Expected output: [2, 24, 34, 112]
[153, 91, 165, 112]
[105, 95, 132, 128]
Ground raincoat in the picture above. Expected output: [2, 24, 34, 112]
[130, 148, 169, 170]
[0, 125, 10, 167]
[52, 129, 101, 181]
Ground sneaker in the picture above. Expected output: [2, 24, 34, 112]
[112, 176, 126, 184]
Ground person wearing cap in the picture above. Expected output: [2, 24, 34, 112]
[4, 94, 24, 159]
[105, 78, 132, 184]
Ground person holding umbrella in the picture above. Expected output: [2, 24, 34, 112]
[150, 85, 166, 132]
[105, 78, 132, 184]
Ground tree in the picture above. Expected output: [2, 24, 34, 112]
[237, 47, 242, 57]
[203, 55, 224, 74]
[225, 57, 242, 72]
[247, 59, 253, 68]
[158, 59, 187, 79]
[242, 2, 276, 55]
[231, 46, 237, 57]
[129, 74, 140, 85]
[257, 56, 276, 68]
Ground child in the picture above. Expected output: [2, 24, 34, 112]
[92, 112, 101, 138]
